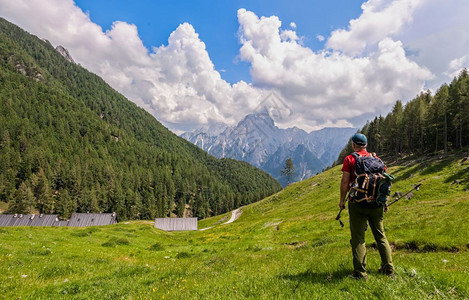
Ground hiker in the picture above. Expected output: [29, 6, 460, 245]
[339, 133, 394, 279]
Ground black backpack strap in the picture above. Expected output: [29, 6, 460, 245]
[351, 152, 361, 174]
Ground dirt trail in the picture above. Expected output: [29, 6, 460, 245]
[199, 208, 242, 231]
[224, 208, 242, 224]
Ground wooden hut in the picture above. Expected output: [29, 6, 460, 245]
[0, 213, 117, 227]
[0, 214, 60, 226]
[55, 220, 70, 227]
[154, 218, 197, 231]
[67, 212, 117, 227]
[0, 214, 14, 226]
[0, 214, 35, 226]
[29, 214, 60, 226]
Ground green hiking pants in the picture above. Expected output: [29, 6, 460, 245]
[348, 202, 394, 277]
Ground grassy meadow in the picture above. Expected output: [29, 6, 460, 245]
[1, 153, 468, 299]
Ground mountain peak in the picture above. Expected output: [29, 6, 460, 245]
[55, 45, 75, 64]
[189, 122, 228, 137]
[182, 111, 357, 185]
[240, 110, 275, 128]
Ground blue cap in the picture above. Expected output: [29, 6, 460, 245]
[352, 133, 367, 146]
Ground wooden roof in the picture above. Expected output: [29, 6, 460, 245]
[29, 214, 60, 226]
[0, 214, 35, 226]
[67, 213, 117, 227]
[0, 213, 117, 227]
[0, 214, 15, 226]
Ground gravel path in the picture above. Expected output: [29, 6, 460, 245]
[224, 208, 241, 224]
[199, 208, 242, 231]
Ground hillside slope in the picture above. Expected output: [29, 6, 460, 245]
[1, 153, 468, 298]
[0, 17, 281, 220]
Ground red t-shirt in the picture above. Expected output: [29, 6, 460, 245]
[341, 149, 370, 185]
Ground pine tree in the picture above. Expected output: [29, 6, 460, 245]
[55, 189, 75, 219]
[456, 69, 469, 148]
[31, 169, 54, 213]
[10, 182, 34, 214]
[280, 158, 295, 185]
[427, 85, 449, 153]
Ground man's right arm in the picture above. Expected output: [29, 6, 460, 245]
[339, 171, 350, 209]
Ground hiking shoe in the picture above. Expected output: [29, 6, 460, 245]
[378, 267, 395, 279]
[349, 272, 368, 280]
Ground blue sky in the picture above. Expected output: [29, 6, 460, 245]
[1, 0, 469, 133]
[74, 0, 364, 84]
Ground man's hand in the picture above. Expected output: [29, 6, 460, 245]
[339, 200, 346, 210]
[384, 205, 389, 212]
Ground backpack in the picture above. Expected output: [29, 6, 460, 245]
[350, 152, 394, 206]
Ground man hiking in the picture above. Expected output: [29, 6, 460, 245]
[339, 133, 394, 280]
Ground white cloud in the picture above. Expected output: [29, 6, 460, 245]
[325, 0, 469, 88]
[280, 30, 299, 42]
[0, 0, 468, 134]
[445, 55, 468, 78]
[326, 0, 425, 56]
[0, 0, 265, 132]
[449, 55, 468, 71]
[398, 0, 469, 86]
[237, 8, 432, 131]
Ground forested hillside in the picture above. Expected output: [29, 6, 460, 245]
[338, 70, 469, 162]
[0, 18, 281, 220]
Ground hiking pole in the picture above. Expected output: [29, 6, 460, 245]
[336, 190, 350, 227]
[336, 208, 345, 228]
[387, 183, 422, 207]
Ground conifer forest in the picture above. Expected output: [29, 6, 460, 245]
[0, 18, 282, 220]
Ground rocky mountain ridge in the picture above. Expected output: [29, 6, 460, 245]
[55, 45, 75, 64]
[182, 112, 357, 186]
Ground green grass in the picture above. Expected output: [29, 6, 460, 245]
[1, 154, 468, 299]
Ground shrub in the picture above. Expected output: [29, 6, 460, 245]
[149, 243, 164, 251]
[115, 238, 130, 245]
[101, 240, 116, 247]
[176, 252, 191, 259]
